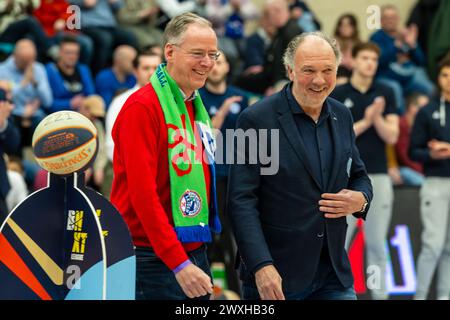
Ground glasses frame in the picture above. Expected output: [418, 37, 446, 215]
[170, 43, 221, 62]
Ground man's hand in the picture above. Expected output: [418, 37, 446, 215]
[23, 99, 40, 118]
[372, 96, 385, 118]
[175, 264, 213, 299]
[404, 24, 418, 49]
[388, 167, 403, 185]
[428, 139, 450, 160]
[53, 19, 66, 32]
[319, 189, 367, 218]
[254, 265, 285, 300]
[70, 95, 85, 110]
[211, 96, 242, 129]
[21, 64, 36, 87]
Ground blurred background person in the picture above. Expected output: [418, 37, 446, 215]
[410, 57, 450, 300]
[45, 35, 95, 113]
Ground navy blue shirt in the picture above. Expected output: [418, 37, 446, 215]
[286, 84, 334, 252]
[331, 81, 397, 174]
[199, 85, 250, 178]
[286, 84, 334, 189]
[410, 98, 450, 177]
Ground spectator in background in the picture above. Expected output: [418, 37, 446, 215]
[45, 36, 95, 113]
[287, 0, 320, 32]
[242, 7, 275, 75]
[0, 0, 52, 62]
[205, 0, 259, 79]
[235, 0, 302, 95]
[68, 0, 138, 74]
[410, 57, 450, 300]
[95, 45, 137, 108]
[393, 92, 428, 186]
[406, 0, 440, 57]
[153, 0, 207, 31]
[116, 0, 163, 49]
[199, 50, 249, 294]
[0, 39, 52, 148]
[104, 50, 162, 198]
[332, 42, 399, 300]
[426, 1, 450, 81]
[370, 4, 434, 114]
[333, 14, 361, 85]
[0, 88, 20, 223]
[33, 0, 94, 65]
[78, 95, 107, 191]
[5, 155, 28, 212]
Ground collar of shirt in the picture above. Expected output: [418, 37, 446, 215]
[285, 82, 330, 122]
[347, 80, 377, 95]
[179, 88, 198, 102]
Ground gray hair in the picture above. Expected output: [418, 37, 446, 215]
[282, 31, 342, 72]
[163, 12, 212, 47]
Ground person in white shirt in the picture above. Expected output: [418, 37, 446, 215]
[6, 169, 28, 212]
[102, 51, 162, 198]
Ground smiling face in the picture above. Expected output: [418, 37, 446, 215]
[287, 37, 337, 111]
[165, 23, 218, 96]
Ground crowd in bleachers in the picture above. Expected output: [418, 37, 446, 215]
[1, 0, 450, 299]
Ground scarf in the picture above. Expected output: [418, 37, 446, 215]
[150, 63, 221, 242]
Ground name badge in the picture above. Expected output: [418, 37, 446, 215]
[196, 121, 216, 163]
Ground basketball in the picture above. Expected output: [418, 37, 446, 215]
[32, 111, 98, 176]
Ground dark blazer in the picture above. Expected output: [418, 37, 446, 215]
[0, 118, 20, 209]
[227, 86, 373, 293]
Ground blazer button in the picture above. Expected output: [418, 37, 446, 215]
[317, 232, 324, 238]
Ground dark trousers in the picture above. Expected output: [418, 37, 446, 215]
[0, 17, 51, 62]
[242, 247, 357, 300]
[80, 27, 138, 75]
[135, 245, 211, 300]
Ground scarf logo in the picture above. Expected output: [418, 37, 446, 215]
[180, 190, 202, 217]
[168, 115, 202, 177]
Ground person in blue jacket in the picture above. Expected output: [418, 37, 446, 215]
[45, 35, 95, 113]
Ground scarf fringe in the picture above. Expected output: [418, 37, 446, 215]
[175, 225, 213, 243]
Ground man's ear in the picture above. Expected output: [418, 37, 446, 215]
[164, 43, 173, 62]
[287, 66, 294, 81]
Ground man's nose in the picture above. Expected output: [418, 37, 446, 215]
[312, 75, 326, 85]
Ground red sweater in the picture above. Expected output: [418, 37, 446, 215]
[33, 0, 73, 37]
[395, 116, 423, 173]
[110, 84, 209, 270]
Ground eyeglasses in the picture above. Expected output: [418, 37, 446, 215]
[171, 44, 220, 61]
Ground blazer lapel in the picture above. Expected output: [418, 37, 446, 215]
[326, 106, 343, 191]
[278, 111, 322, 190]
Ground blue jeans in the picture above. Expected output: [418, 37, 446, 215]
[400, 167, 424, 186]
[135, 245, 212, 300]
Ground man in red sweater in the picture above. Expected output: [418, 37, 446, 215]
[110, 13, 221, 300]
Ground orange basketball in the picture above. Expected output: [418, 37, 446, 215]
[32, 111, 98, 175]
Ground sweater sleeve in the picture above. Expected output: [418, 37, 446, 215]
[409, 108, 431, 163]
[114, 100, 189, 269]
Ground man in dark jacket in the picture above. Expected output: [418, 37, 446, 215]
[228, 32, 372, 300]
